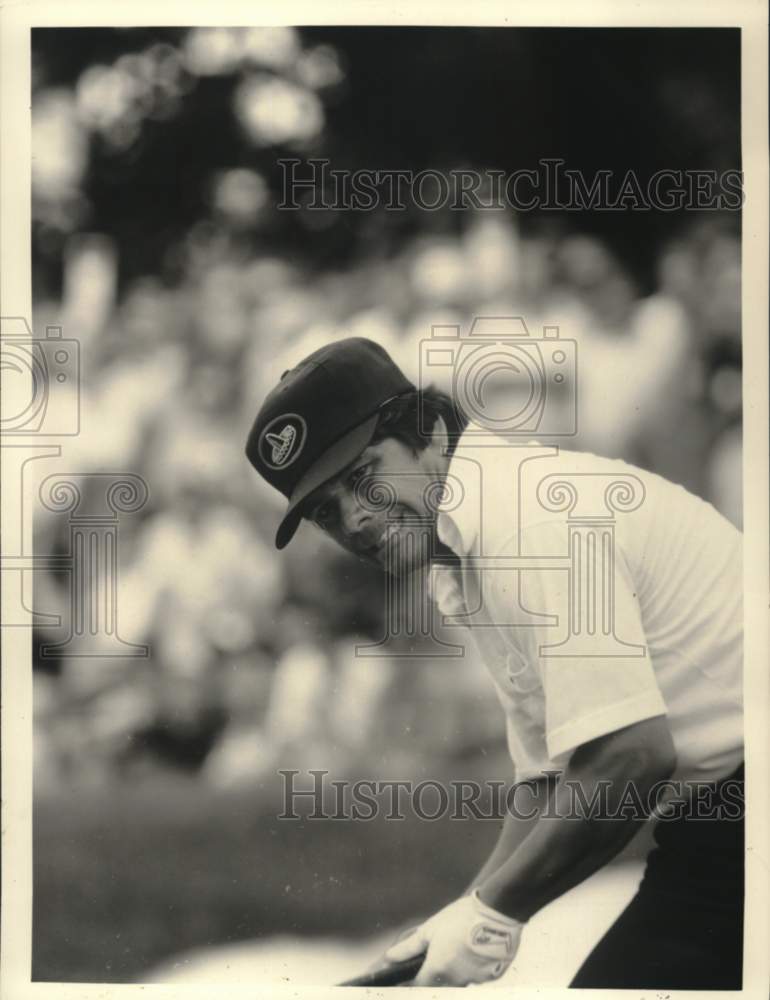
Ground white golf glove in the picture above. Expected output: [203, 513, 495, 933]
[385, 889, 524, 987]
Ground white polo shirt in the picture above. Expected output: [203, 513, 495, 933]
[433, 427, 743, 784]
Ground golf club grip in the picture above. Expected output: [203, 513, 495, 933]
[339, 953, 426, 986]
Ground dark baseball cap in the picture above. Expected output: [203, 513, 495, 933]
[245, 337, 415, 549]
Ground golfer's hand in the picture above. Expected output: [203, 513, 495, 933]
[385, 890, 524, 987]
[363, 922, 420, 977]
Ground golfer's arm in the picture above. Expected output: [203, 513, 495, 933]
[477, 715, 676, 922]
[465, 777, 551, 892]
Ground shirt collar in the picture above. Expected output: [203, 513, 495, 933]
[435, 423, 538, 560]
[428, 559, 466, 618]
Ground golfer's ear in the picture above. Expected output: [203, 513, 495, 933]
[430, 415, 450, 452]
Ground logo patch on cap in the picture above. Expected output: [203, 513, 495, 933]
[258, 414, 307, 470]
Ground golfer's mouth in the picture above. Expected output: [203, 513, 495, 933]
[352, 515, 403, 563]
[366, 512, 432, 564]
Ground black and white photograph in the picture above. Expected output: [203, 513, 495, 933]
[1, 3, 768, 997]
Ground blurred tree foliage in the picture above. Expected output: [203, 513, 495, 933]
[32, 27, 740, 296]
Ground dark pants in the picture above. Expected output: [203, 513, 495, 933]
[570, 765, 744, 990]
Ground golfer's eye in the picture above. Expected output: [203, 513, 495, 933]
[348, 463, 369, 487]
[312, 501, 335, 529]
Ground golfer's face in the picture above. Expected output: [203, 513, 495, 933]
[304, 437, 440, 575]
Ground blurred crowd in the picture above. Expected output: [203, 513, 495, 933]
[30, 209, 742, 794]
[26, 28, 742, 795]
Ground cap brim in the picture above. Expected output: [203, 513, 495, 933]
[275, 414, 380, 549]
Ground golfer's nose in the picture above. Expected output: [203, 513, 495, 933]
[339, 493, 370, 540]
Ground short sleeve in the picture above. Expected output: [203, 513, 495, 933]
[487, 520, 668, 760]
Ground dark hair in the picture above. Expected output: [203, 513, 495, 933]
[371, 386, 466, 457]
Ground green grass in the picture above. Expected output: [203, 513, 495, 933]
[33, 765, 503, 982]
